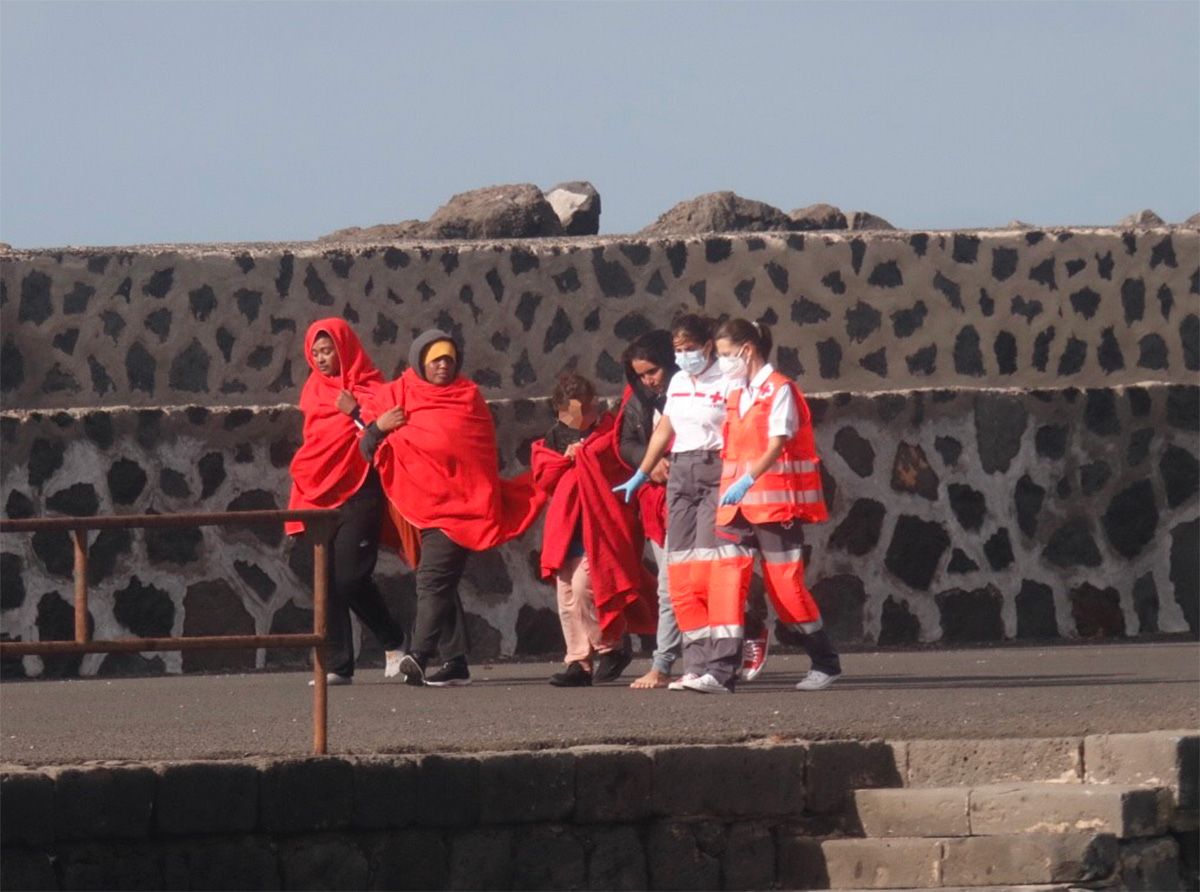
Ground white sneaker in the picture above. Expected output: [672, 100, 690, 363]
[681, 673, 733, 694]
[795, 670, 838, 691]
[384, 650, 403, 679]
[309, 672, 353, 687]
[667, 672, 700, 691]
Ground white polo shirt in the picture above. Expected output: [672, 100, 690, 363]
[736, 363, 799, 438]
[662, 362, 729, 453]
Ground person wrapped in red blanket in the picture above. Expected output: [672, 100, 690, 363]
[285, 318, 407, 685]
[531, 373, 658, 687]
[358, 329, 545, 687]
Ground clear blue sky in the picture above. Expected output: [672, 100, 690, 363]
[2, 1, 1197, 248]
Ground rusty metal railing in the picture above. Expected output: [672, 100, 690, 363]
[0, 509, 339, 754]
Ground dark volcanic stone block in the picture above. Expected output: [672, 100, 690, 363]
[828, 499, 886, 555]
[1044, 519, 1103, 568]
[934, 435, 962, 467]
[1171, 519, 1199, 636]
[448, 828, 515, 891]
[515, 604, 561, 655]
[833, 426, 875, 477]
[810, 575, 867, 642]
[651, 744, 805, 818]
[1070, 583, 1126, 638]
[155, 761, 258, 836]
[1080, 460, 1112, 496]
[46, 482, 99, 517]
[107, 458, 147, 505]
[974, 394, 1027, 473]
[417, 754, 479, 827]
[1167, 385, 1199, 431]
[113, 576, 174, 637]
[1015, 475, 1047, 538]
[947, 484, 987, 531]
[938, 586, 1004, 642]
[586, 825, 647, 891]
[145, 524, 202, 565]
[160, 838, 279, 891]
[259, 757, 354, 833]
[513, 825, 586, 891]
[182, 580, 255, 672]
[1016, 579, 1059, 638]
[369, 829, 449, 891]
[1132, 573, 1159, 635]
[28, 437, 66, 487]
[1085, 389, 1121, 436]
[947, 549, 978, 574]
[279, 838, 368, 891]
[1161, 445, 1200, 508]
[574, 747, 653, 823]
[646, 822, 722, 891]
[984, 528, 1014, 570]
[1102, 480, 1158, 559]
[1, 771, 55, 845]
[891, 442, 939, 500]
[52, 764, 157, 840]
[478, 751, 574, 824]
[879, 596, 920, 645]
[885, 515, 950, 590]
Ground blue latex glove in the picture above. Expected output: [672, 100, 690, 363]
[612, 469, 649, 503]
[720, 473, 755, 506]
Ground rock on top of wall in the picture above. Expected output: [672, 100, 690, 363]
[425, 183, 564, 239]
[318, 221, 424, 244]
[1120, 209, 1166, 228]
[790, 204, 849, 231]
[638, 191, 793, 235]
[545, 181, 601, 236]
[849, 211, 897, 231]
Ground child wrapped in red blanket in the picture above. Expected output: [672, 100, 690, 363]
[531, 373, 657, 687]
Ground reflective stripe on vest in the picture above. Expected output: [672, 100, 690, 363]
[718, 372, 827, 525]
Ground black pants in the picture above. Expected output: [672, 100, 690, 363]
[411, 528, 472, 665]
[324, 471, 406, 677]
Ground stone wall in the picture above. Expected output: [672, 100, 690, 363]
[1, 229, 1194, 410]
[0, 229, 1197, 676]
[1, 731, 1195, 890]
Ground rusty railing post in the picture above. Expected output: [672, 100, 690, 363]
[310, 518, 334, 755]
[71, 529, 89, 643]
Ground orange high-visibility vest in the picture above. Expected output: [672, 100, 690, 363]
[717, 370, 828, 526]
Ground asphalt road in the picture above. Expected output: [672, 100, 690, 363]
[1, 642, 1196, 766]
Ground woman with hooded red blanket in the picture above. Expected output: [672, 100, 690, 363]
[286, 318, 407, 685]
[359, 329, 545, 687]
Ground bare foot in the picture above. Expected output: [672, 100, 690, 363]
[630, 668, 671, 689]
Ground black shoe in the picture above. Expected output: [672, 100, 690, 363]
[593, 645, 633, 683]
[425, 660, 471, 687]
[549, 661, 593, 687]
[398, 653, 426, 687]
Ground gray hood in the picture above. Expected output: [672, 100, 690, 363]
[408, 329, 464, 381]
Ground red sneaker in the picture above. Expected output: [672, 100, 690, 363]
[741, 629, 769, 681]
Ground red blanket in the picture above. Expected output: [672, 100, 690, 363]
[531, 412, 657, 636]
[613, 387, 668, 548]
[366, 369, 545, 551]
[286, 319, 384, 535]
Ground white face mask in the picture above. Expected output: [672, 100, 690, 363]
[675, 349, 708, 376]
[718, 352, 748, 380]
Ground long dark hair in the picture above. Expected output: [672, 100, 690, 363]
[622, 329, 677, 409]
[715, 317, 773, 360]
